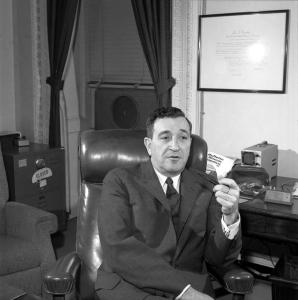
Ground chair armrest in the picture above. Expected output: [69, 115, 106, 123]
[44, 252, 81, 296]
[207, 262, 254, 294]
[5, 201, 58, 240]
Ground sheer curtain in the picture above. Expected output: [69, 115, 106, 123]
[172, 0, 205, 135]
[31, 0, 50, 144]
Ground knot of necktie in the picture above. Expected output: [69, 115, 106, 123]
[166, 177, 177, 198]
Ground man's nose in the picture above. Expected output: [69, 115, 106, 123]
[169, 138, 180, 150]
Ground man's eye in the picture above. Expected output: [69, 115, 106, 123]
[161, 136, 169, 140]
[180, 136, 188, 140]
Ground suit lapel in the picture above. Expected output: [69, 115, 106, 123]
[138, 161, 171, 212]
[138, 161, 178, 253]
[173, 169, 214, 261]
[180, 170, 200, 223]
[175, 169, 201, 240]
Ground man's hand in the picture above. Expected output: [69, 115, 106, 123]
[213, 177, 240, 225]
[179, 286, 214, 300]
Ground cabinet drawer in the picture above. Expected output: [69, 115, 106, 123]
[3, 143, 67, 231]
[6, 150, 65, 199]
[241, 211, 298, 243]
[15, 188, 66, 212]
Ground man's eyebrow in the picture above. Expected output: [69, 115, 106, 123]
[158, 130, 171, 136]
[180, 129, 190, 135]
[157, 129, 190, 136]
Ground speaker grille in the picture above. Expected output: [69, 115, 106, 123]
[95, 87, 158, 129]
[112, 96, 138, 129]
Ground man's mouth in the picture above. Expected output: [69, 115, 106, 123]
[167, 155, 180, 160]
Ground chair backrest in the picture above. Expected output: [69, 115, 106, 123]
[76, 129, 207, 299]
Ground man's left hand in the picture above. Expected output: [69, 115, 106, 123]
[213, 178, 240, 225]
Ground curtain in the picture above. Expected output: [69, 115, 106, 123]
[131, 0, 175, 107]
[46, 0, 80, 147]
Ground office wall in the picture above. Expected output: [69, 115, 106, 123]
[202, 0, 298, 178]
[0, 0, 34, 140]
[0, 0, 15, 133]
[1, 0, 298, 179]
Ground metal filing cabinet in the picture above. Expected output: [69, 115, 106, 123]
[2, 143, 67, 231]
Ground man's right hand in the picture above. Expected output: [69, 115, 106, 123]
[179, 286, 214, 300]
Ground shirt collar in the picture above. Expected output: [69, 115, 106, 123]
[153, 167, 181, 193]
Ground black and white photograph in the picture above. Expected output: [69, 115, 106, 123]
[0, 1, 298, 300]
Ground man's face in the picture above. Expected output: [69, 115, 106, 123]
[144, 117, 192, 177]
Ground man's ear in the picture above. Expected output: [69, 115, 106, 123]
[144, 137, 152, 156]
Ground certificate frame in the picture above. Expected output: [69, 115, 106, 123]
[197, 10, 289, 93]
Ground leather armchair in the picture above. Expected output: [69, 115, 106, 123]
[44, 129, 253, 299]
[0, 144, 58, 297]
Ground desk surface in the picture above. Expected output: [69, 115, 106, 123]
[240, 176, 298, 220]
[240, 176, 298, 243]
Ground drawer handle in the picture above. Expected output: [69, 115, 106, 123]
[36, 158, 46, 169]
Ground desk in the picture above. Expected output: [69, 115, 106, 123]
[240, 176, 298, 244]
[239, 176, 298, 299]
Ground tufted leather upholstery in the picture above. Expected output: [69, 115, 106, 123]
[79, 129, 207, 183]
[78, 129, 207, 299]
[44, 129, 253, 300]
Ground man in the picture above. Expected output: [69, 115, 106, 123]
[97, 107, 241, 300]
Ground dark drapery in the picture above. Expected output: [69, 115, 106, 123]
[46, 0, 80, 147]
[131, 0, 175, 107]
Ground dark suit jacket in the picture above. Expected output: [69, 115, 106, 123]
[96, 161, 241, 299]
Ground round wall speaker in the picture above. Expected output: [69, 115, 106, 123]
[112, 95, 138, 128]
[95, 87, 158, 130]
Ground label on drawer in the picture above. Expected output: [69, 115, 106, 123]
[18, 158, 27, 168]
[39, 179, 47, 188]
[32, 167, 53, 183]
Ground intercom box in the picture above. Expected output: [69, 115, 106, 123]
[241, 142, 278, 180]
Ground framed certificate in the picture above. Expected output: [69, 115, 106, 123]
[197, 10, 289, 93]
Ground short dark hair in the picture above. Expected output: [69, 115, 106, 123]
[146, 106, 192, 138]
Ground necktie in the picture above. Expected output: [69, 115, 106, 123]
[166, 177, 180, 217]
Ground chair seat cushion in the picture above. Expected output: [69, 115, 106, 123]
[0, 235, 41, 275]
